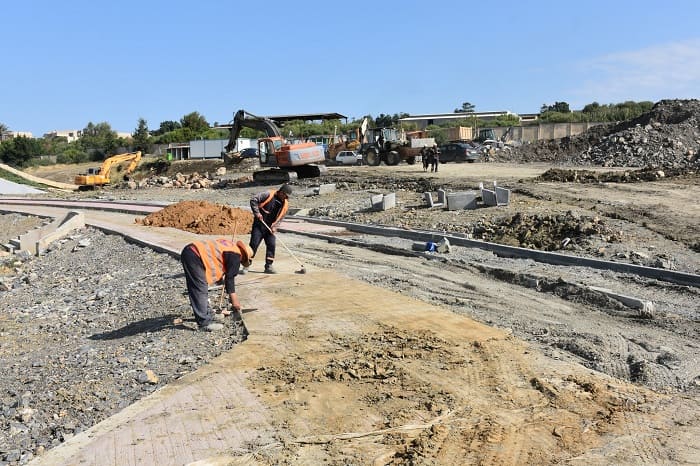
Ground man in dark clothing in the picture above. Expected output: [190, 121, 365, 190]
[430, 144, 440, 172]
[421, 145, 429, 172]
[180, 238, 253, 331]
[245, 183, 293, 274]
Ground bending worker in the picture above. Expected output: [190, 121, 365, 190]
[244, 183, 293, 274]
[181, 238, 253, 332]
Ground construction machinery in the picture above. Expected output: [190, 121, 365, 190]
[74, 151, 142, 190]
[223, 110, 327, 182]
[326, 118, 367, 161]
[359, 125, 426, 166]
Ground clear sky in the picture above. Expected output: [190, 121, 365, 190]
[2, 0, 699, 137]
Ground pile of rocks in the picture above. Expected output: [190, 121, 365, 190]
[472, 211, 623, 251]
[0, 227, 246, 463]
[503, 99, 700, 169]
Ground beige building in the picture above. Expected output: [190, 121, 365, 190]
[43, 130, 82, 142]
[0, 131, 33, 141]
[42, 130, 132, 142]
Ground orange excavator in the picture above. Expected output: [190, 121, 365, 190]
[223, 110, 327, 183]
[74, 151, 142, 190]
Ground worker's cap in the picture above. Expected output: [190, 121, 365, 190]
[279, 184, 293, 196]
[236, 240, 254, 268]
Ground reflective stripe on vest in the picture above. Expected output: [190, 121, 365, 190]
[259, 190, 289, 224]
[191, 238, 241, 284]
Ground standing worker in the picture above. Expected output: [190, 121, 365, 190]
[421, 145, 429, 172]
[244, 183, 293, 274]
[431, 144, 440, 173]
[181, 238, 254, 331]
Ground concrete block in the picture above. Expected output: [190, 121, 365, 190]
[370, 193, 396, 211]
[588, 285, 655, 317]
[447, 191, 478, 210]
[437, 189, 446, 204]
[481, 188, 497, 206]
[37, 211, 85, 254]
[14, 210, 86, 255]
[318, 183, 336, 195]
[381, 192, 396, 210]
[423, 192, 443, 208]
[495, 187, 510, 206]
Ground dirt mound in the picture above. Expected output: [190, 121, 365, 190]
[136, 200, 253, 235]
[503, 99, 700, 169]
[536, 166, 692, 183]
[472, 211, 622, 251]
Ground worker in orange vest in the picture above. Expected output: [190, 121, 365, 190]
[244, 183, 293, 274]
[180, 238, 253, 331]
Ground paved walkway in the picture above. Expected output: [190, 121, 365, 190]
[0, 203, 396, 464]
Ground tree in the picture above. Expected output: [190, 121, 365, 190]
[454, 102, 475, 113]
[132, 118, 152, 155]
[0, 136, 43, 167]
[541, 102, 571, 113]
[180, 112, 209, 133]
[0, 122, 8, 136]
[153, 120, 181, 136]
[79, 122, 120, 160]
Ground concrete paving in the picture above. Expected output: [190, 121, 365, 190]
[0, 178, 45, 195]
[0, 202, 358, 465]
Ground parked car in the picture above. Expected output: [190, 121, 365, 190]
[437, 142, 480, 163]
[335, 150, 361, 165]
[238, 148, 258, 158]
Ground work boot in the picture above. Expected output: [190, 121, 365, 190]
[264, 264, 277, 274]
[199, 322, 224, 332]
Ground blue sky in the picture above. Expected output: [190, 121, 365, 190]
[2, 0, 699, 137]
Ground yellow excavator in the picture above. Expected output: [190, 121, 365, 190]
[74, 151, 142, 189]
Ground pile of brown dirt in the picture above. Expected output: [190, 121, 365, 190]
[136, 200, 253, 235]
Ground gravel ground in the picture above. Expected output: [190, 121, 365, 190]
[0, 224, 245, 464]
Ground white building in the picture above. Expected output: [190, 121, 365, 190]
[0, 131, 33, 141]
[43, 130, 82, 142]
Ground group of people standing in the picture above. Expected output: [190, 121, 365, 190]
[421, 144, 440, 173]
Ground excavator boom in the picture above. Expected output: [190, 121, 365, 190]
[224, 110, 282, 153]
[223, 109, 327, 182]
[75, 151, 142, 189]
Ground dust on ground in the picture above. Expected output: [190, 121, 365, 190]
[136, 200, 253, 235]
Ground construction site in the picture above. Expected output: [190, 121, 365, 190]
[0, 99, 699, 465]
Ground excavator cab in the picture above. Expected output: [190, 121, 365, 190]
[258, 138, 277, 164]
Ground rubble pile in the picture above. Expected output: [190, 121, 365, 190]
[536, 166, 687, 183]
[135, 171, 227, 190]
[503, 99, 700, 169]
[472, 211, 622, 251]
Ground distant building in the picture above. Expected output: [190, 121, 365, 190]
[0, 131, 33, 141]
[43, 130, 82, 142]
[399, 111, 522, 130]
[166, 138, 257, 160]
[42, 130, 131, 142]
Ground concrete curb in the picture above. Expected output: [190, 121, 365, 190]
[286, 216, 700, 288]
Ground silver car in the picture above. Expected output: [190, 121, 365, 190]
[335, 151, 361, 165]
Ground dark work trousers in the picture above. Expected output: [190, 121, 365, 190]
[181, 245, 214, 327]
[249, 219, 277, 266]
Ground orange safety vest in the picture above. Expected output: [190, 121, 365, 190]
[259, 190, 289, 225]
[190, 238, 242, 285]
